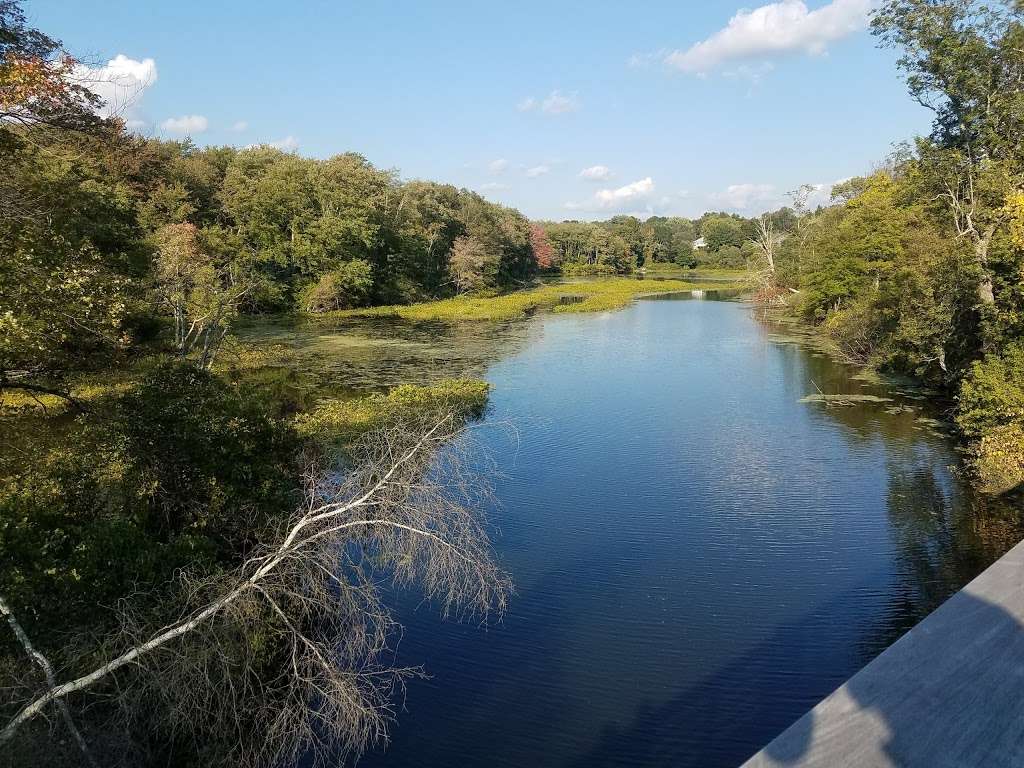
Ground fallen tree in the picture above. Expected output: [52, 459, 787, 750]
[1, 413, 509, 767]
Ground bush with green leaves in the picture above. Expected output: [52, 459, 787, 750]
[115, 361, 300, 550]
[0, 361, 301, 646]
[957, 343, 1024, 493]
[957, 342, 1024, 440]
[298, 259, 374, 312]
[561, 262, 617, 276]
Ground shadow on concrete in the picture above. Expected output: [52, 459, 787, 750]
[758, 566, 1024, 767]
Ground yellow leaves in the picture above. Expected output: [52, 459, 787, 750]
[973, 423, 1024, 495]
[1003, 191, 1024, 250]
[844, 172, 899, 212]
[0, 52, 77, 111]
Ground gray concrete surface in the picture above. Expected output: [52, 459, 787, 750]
[743, 538, 1024, 767]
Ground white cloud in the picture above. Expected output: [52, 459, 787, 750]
[231, 120, 248, 132]
[665, 0, 875, 74]
[567, 177, 657, 214]
[160, 114, 208, 134]
[74, 54, 157, 119]
[525, 164, 550, 178]
[488, 158, 509, 174]
[709, 182, 778, 210]
[271, 135, 299, 151]
[723, 62, 776, 84]
[123, 118, 147, 131]
[479, 182, 508, 191]
[804, 177, 852, 207]
[579, 165, 612, 181]
[596, 177, 654, 207]
[518, 90, 580, 115]
[706, 178, 852, 213]
[542, 90, 579, 114]
[802, 182, 832, 208]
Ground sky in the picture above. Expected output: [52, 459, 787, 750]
[32, 0, 934, 221]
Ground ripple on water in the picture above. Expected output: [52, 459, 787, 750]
[258, 297, 1024, 768]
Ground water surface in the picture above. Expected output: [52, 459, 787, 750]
[249, 295, 1022, 767]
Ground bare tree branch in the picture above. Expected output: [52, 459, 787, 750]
[0, 597, 97, 767]
[1, 413, 509, 766]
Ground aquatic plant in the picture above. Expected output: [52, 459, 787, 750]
[312, 278, 748, 323]
[295, 379, 490, 448]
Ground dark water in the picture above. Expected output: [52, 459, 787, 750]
[249, 296, 1023, 767]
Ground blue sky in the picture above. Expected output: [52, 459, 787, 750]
[33, 0, 932, 220]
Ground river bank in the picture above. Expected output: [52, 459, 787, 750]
[5, 280, 1021, 768]
[340, 292, 1023, 767]
[308, 274, 748, 323]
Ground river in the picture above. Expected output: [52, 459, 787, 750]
[243, 292, 1023, 767]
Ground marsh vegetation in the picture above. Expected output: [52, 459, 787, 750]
[3, 1, 1024, 766]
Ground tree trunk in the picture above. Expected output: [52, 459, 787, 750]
[975, 228, 996, 305]
[978, 274, 995, 304]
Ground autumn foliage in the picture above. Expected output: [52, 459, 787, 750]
[529, 223, 555, 269]
[0, 0, 100, 130]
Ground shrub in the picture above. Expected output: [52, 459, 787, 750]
[709, 244, 745, 268]
[956, 342, 1024, 439]
[970, 423, 1024, 494]
[295, 379, 490, 449]
[299, 259, 374, 312]
[674, 245, 697, 269]
[957, 343, 1024, 494]
[116, 361, 299, 549]
[561, 262, 617, 276]
[823, 294, 885, 365]
[0, 439, 218, 640]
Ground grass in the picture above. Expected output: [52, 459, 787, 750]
[294, 378, 490, 448]
[0, 342, 304, 418]
[313, 276, 749, 323]
[0, 370, 142, 415]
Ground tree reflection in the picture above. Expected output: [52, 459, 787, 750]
[754, 306, 1024, 653]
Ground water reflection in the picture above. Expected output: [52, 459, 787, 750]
[750, 305, 1024, 655]
[262, 295, 1024, 767]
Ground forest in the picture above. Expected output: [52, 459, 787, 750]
[535, 209, 797, 273]
[2, 0, 1024, 766]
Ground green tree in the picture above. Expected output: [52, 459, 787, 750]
[701, 216, 745, 251]
[0, 127, 145, 401]
[299, 259, 374, 312]
[153, 222, 250, 368]
[873, 0, 1024, 317]
[448, 235, 498, 293]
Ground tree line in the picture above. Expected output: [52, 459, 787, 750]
[0, 3, 508, 765]
[761, 0, 1024, 495]
[3, 122, 539, 395]
[533, 209, 799, 274]
[3, 0, 1024, 765]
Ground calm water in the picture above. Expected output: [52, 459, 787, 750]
[246, 295, 1023, 767]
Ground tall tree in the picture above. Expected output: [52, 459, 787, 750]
[0, 0, 101, 135]
[872, 0, 1024, 314]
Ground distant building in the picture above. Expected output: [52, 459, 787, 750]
[692, 237, 707, 250]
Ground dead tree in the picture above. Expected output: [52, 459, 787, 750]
[749, 214, 787, 304]
[938, 162, 1003, 306]
[1, 413, 510, 767]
